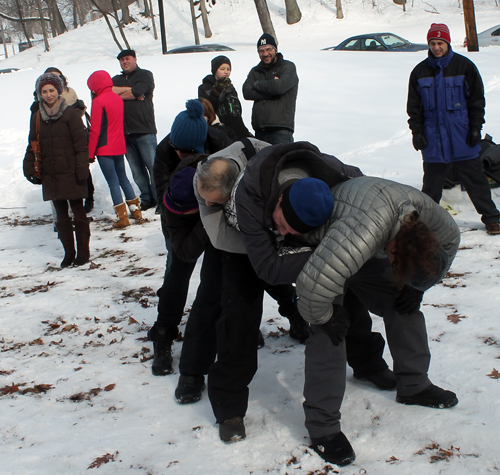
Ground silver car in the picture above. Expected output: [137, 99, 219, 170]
[463, 25, 500, 47]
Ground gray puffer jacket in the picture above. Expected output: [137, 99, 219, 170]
[296, 176, 461, 325]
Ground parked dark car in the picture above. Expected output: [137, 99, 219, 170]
[463, 25, 500, 47]
[0, 68, 19, 74]
[166, 44, 235, 54]
[323, 33, 428, 52]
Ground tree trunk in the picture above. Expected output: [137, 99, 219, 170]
[90, 0, 124, 51]
[284, 0, 301, 25]
[336, 0, 344, 19]
[199, 0, 212, 38]
[253, 0, 276, 41]
[35, 0, 50, 51]
[73, 0, 85, 27]
[111, 0, 131, 48]
[189, 0, 200, 45]
[148, 0, 158, 40]
[1, 20, 8, 59]
[46, 0, 68, 35]
[15, 0, 32, 47]
[143, 0, 151, 17]
[463, 0, 479, 51]
[120, 0, 131, 24]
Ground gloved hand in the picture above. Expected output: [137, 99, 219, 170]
[26, 175, 42, 185]
[466, 128, 481, 147]
[412, 133, 428, 151]
[215, 76, 232, 91]
[395, 285, 424, 315]
[318, 304, 350, 346]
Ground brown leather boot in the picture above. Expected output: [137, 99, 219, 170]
[57, 219, 75, 268]
[73, 218, 91, 266]
[126, 197, 144, 223]
[113, 203, 130, 228]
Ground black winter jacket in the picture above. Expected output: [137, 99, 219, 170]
[242, 53, 298, 132]
[112, 66, 156, 135]
[235, 141, 363, 285]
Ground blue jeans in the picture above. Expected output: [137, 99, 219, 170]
[97, 155, 136, 206]
[125, 133, 157, 204]
[255, 128, 294, 145]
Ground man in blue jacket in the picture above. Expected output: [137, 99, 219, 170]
[407, 23, 500, 234]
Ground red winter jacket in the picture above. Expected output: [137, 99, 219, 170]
[87, 70, 126, 158]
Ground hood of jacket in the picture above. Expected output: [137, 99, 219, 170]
[87, 70, 113, 96]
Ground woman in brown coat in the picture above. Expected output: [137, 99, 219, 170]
[24, 72, 91, 267]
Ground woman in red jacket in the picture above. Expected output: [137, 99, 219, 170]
[87, 70, 143, 228]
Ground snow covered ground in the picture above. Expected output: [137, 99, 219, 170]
[1, 1, 500, 473]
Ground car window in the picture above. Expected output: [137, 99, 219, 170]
[492, 28, 500, 37]
[380, 34, 408, 48]
[342, 39, 361, 51]
[363, 38, 384, 50]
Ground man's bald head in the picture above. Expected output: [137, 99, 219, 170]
[197, 157, 240, 205]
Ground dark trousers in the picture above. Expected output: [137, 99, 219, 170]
[255, 127, 294, 145]
[304, 258, 431, 440]
[52, 199, 87, 224]
[155, 250, 196, 334]
[179, 244, 223, 376]
[422, 158, 499, 224]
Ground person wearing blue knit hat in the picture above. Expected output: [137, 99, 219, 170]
[169, 100, 208, 154]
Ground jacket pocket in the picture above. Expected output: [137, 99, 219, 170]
[418, 78, 435, 111]
[445, 76, 467, 111]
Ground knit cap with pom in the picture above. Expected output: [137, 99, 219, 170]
[170, 100, 208, 154]
[36, 72, 64, 96]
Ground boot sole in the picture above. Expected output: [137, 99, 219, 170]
[396, 395, 458, 408]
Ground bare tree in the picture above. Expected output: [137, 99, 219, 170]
[284, 0, 301, 24]
[198, 0, 212, 38]
[119, 0, 131, 24]
[111, 0, 131, 47]
[89, 0, 126, 50]
[147, 0, 157, 40]
[253, 0, 276, 40]
[1, 19, 8, 58]
[336, 0, 343, 19]
[46, 0, 67, 35]
[189, 0, 200, 45]
[35, 0, 49, 50]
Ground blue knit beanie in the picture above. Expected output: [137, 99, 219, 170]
[281, 178, 334, 234]
[170, 100, 208, 154]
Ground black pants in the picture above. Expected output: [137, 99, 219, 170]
[208, 252, 298, 422]
[179, 244, 223, 376]
[52, 199, 86, 224]
[422, 158, 499, 224]
[155, 250, 196, 335]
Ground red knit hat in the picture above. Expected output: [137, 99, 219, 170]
[427, 23, 451, 45]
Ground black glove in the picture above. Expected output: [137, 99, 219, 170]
[26, 175, 42, 185]
[215, 76, 231, 91]
[317, 304, 350, 346]
[412, 133, 427, 151]
[394, 285, 424, 315]
[72, 99, 86, 110]
[466, 128, 481, 147]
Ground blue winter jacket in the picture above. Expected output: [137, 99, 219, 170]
[407, 47, 485, 163]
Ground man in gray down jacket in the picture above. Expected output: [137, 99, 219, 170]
[243, 33, 298, 145]
[288, 176, 460, 466]
[193, 138, 308, 444]
[235, 141, 396, 391]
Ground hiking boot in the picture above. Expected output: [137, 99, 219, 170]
[287, 314, 310, 344]
[147, 326, 174, 376]
[396, 384, 458, 408]
[311, 432, 356, 467]
[485, 222, 500, 235]
[140, 201, 155, 212]
[257, 330, 265, 349]
[219, 417, 246, 443]
[113, 202, 130, 228]
[175, 375, 205, 404]
[353, 368, 397, 390]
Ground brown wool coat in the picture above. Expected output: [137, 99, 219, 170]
[24, 103, 89, 201]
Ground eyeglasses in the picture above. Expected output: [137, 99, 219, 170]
[169, 140, 196, 155]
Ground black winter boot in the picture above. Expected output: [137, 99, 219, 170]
[396, 384, 458, 408]
[57, 219, 76, 268]
[147, 326, 175, 376]
[219, 417, 246, 443]
[311, 432, 356, 467]
[354, 368, 397, 390]
[175, 374, 205, 404]
[73, 218, 91, 266]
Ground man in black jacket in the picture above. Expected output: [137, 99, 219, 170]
[113, 50, 157, 210]
[243, 34, 298, 144]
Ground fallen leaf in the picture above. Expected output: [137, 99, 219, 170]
[487, 368, 500, 379]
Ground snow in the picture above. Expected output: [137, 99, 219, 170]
[1, 0, 500, 473]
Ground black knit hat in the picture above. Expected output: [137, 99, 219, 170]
[211, 55, 231, 75]
[404, 245, 449, 291]
[117, 49, 136, 60]
[35, 73, 64, 96]
[257, 33, 277, 50]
